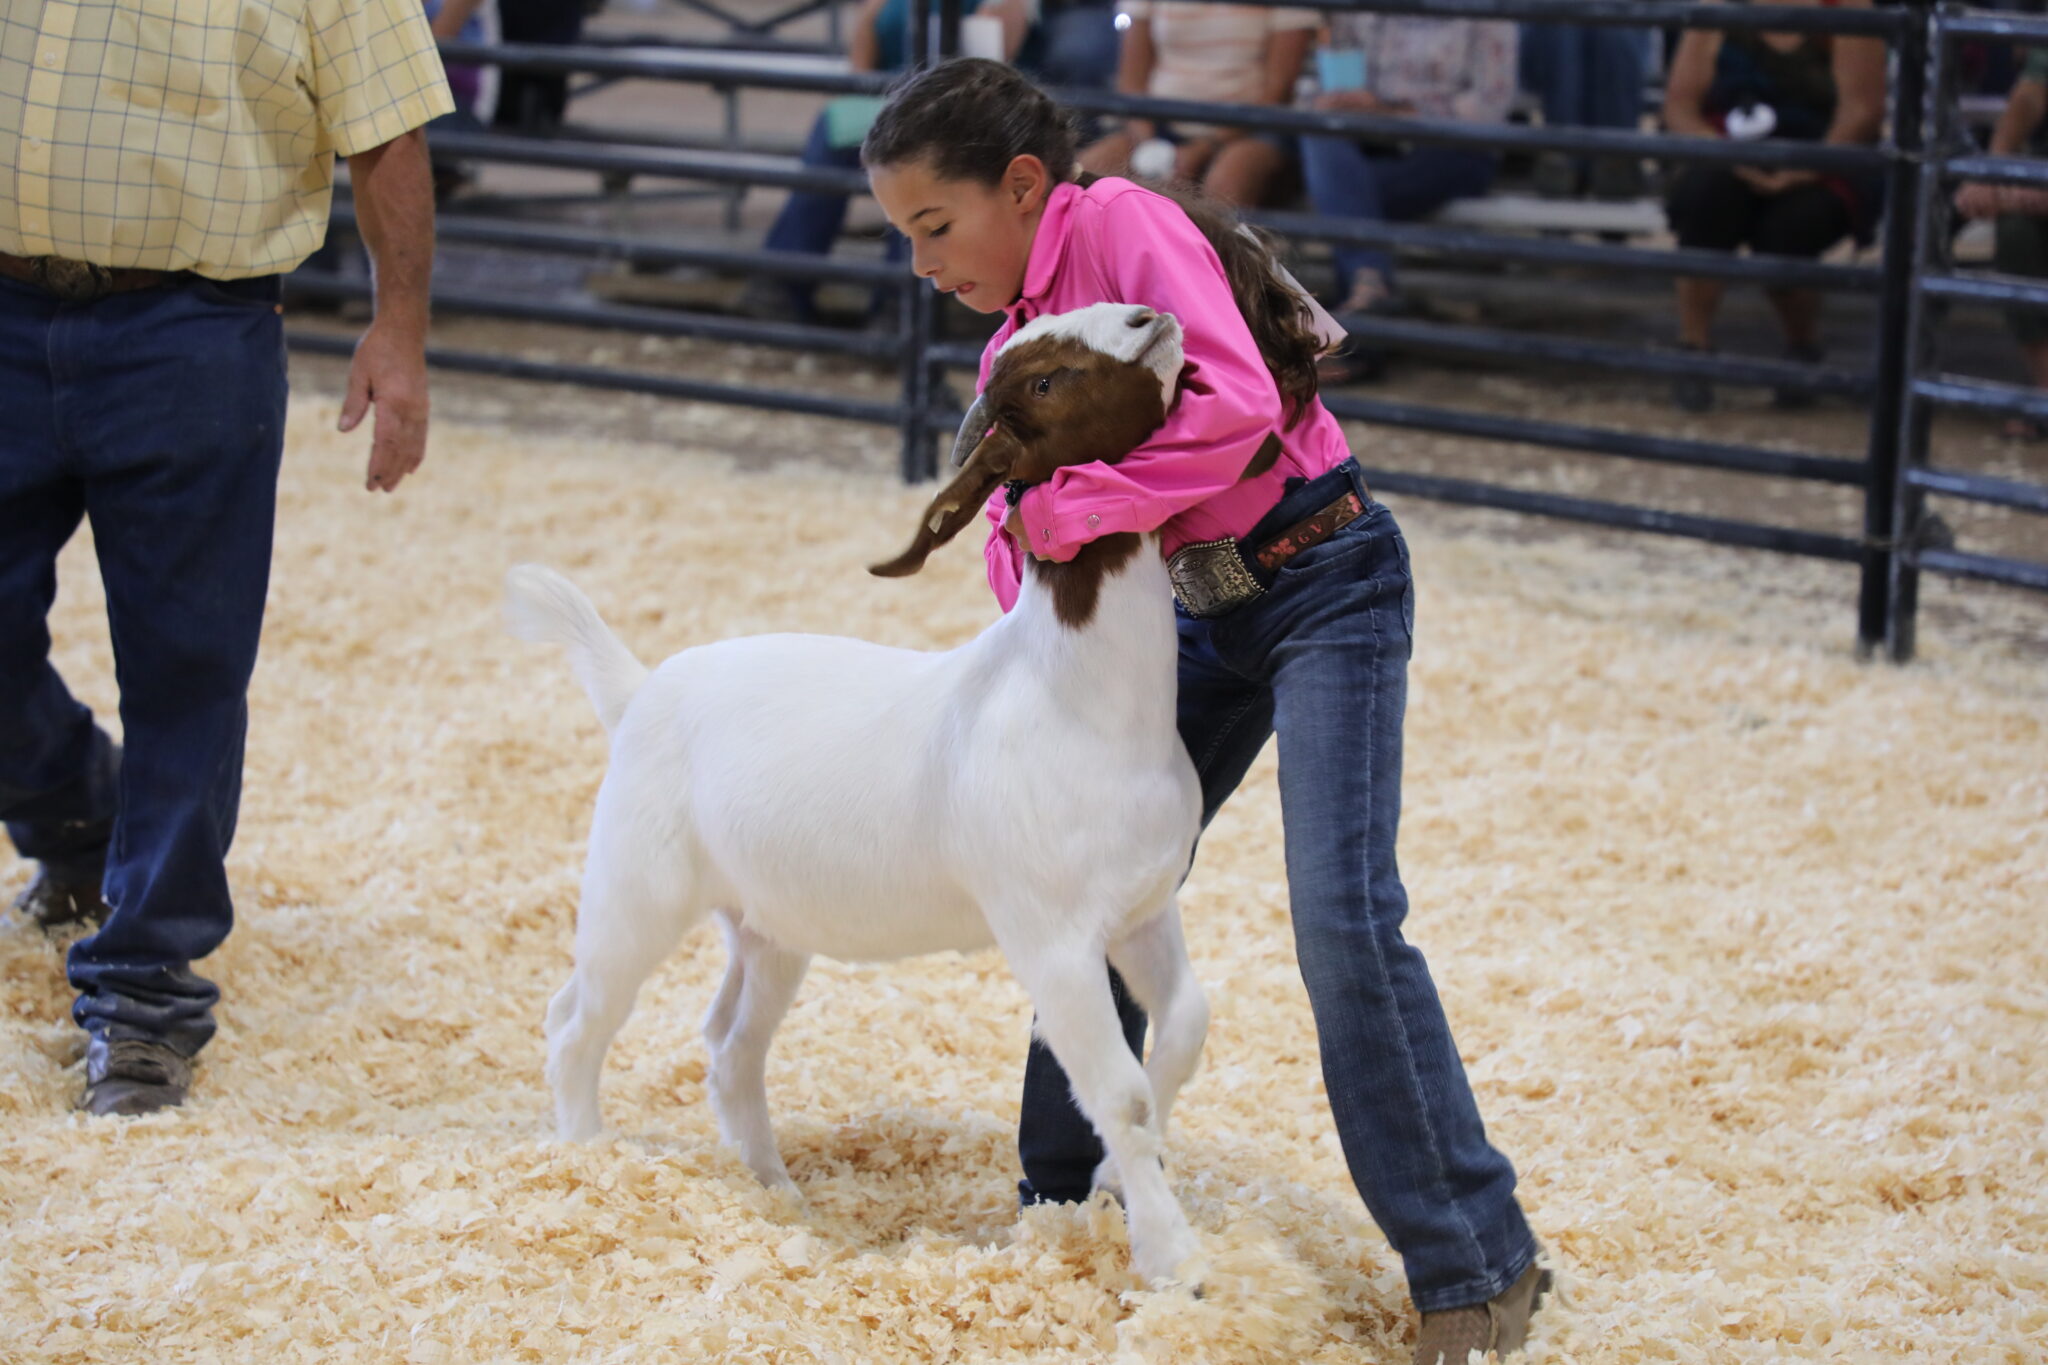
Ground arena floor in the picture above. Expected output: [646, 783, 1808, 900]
[3, 394, 2043, 1364]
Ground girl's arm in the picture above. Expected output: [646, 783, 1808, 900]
[847, 0, 891, 75]
[1007, 188, 1289, 563]
[1825, 21, 1888, 147]
[1115, 11, 1160, 141]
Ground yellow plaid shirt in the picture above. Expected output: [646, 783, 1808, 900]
[0, 0, 454, 279]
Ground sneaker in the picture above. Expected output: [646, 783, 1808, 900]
[1773, 341, 1825, 410]
[1413, 1259, 1552, 1365]
[80, 1036, 192, 1116]
[1589, 155, 1648, 201]
[1532, 152, 1582, 200]
[1672, 343, 1715, 413]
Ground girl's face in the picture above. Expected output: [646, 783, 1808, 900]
[870, 154, 1051, 313]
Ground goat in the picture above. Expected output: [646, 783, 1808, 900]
[505, 302, 1229, 1288]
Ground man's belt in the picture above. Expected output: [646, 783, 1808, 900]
[1167, 488, 1368, 619]
[0, 252, 178, 303]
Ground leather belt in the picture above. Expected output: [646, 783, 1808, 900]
[0, 252, 179, 303]
[1167, 488, 1368, 619]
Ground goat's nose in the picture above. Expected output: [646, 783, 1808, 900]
[1127, 307, 1158, 328]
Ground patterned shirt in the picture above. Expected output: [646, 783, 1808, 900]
[1321, 12, 1518, 125]
[1, 0, 453, 279]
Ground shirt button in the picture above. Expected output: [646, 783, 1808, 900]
[40, 50, 59, 66]
[1086, 513, 1101, 528]
[1041, 528, 1051, 542]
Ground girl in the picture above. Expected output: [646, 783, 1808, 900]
[861, 59, 1547, 1364]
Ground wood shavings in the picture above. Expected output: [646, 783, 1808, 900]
[2, 399, 2043, 1362]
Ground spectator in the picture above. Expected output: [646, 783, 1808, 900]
[1662, 0, 1886, 412]
[3, 0, 448, 1114]
[743, 0, 1041, 323]
[1955, 45, 2048, 439]
[1299, 12, 1517, 384]
[425, 0, 503, 201]
[1520, 24, 1653, 199]
[1077, 2, 1317, 208]
[495, 0, 588, 133]
[1035, 0, 1122, 90]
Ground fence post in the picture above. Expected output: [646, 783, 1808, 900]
[1858, 0, 1931, 659]
[1885, 2, 1952, 663]
[894, 0, 961, 482]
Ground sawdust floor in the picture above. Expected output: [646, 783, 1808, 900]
[3, 398, 2044, 1364]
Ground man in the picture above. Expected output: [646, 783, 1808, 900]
[1, 0, 453, 1115]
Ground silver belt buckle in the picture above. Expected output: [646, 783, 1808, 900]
[1167, 537, 1265, 618]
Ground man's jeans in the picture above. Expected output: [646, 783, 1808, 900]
[1298, 138, 1498, 297]
[0, 273, 287, 1057]
[1016, 459, 1538, 1313]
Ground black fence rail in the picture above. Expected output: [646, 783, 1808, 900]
[288, 0, 2048, 660]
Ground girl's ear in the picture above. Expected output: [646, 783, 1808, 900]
[1005, 153, 1050, 212]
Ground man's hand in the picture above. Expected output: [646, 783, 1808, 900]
[340, 319, 429, 492]
[344, 127, 437, 494]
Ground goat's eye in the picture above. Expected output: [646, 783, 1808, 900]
[1034, 375, 1053, 397]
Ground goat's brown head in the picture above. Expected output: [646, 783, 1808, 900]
[870, 303, 1184, 578]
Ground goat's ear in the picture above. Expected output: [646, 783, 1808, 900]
[1239, 433, 1283, 482]
[870, 425, 1022, 578]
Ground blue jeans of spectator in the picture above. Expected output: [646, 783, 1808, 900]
[1016, 460, 1538, 1314]
[1519, 24, 1651, 135]
[763, 109, 907, 321]
[1298, 139, 1498, 295]
[0, 273, 287, 1058]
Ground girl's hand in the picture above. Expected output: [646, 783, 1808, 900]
[1954, 181, 2001, 220]
[1004, 507, 1054, 560]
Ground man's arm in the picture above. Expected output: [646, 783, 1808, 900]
[341, 127, 436, 493]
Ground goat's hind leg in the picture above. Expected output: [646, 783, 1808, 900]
[705, 916, 809, 1190]
[547, 820, 696, 1141]
[1004, 935, 1204, 1290]
[1093, 900, 1210, 1199]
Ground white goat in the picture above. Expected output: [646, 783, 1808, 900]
[506, 302, 1251, 1287]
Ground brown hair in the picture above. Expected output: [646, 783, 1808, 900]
[863, 58, 1322, 429]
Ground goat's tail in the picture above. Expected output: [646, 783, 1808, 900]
[504, 564, 650, 737]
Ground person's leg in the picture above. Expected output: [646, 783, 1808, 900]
[1202, 134, 1290, 209]
[1212, 487, 1538, 1317]
[1017, 612, 1276, 1204]
[1751, 182, 1850, 351]
[1078, 129, 1138, 178]
[1997, 214, 2048, 430]
[1520, 25, 1587, 196]
[0, 281, 119, 921]
[1298, 135, 1392, 300]
[1586, 26, 1652, 131]
[58, 276, 288, 1069]
[758, 110, 863, 321]
[1665, 164, 1754, 407]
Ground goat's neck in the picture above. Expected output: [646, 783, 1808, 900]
[1004, 533, 1180, 738]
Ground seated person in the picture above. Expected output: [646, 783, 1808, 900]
[1661, 0, 1885, 412]
[1954, 44, 2048, 439]
[425, 0, 501, 198]
[1299, 11, 1517, 384]
[748, 0, 1040, 323]
[1078, 1, 1317, 209]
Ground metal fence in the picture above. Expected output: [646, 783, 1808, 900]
[285, 0, 2048, 661]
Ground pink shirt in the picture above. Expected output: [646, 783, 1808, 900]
[979, 177, 1352, 610]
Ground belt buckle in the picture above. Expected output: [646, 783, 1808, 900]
[1167, 537, 1265, 618]
[28, 256, 116, 303]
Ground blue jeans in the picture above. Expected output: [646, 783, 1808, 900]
[762, 109, 907, 321]
[1297, 139, 1497, 294]
[0, 273, 287, 1057]
[1518, 24, 1651, 134]
[1017, 460, 1537, 1313]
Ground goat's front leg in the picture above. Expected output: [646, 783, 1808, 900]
[1094, 901, 1210, 1200]
[705, 921, 809, 1190]
[1003, 935, 1205, 1290]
